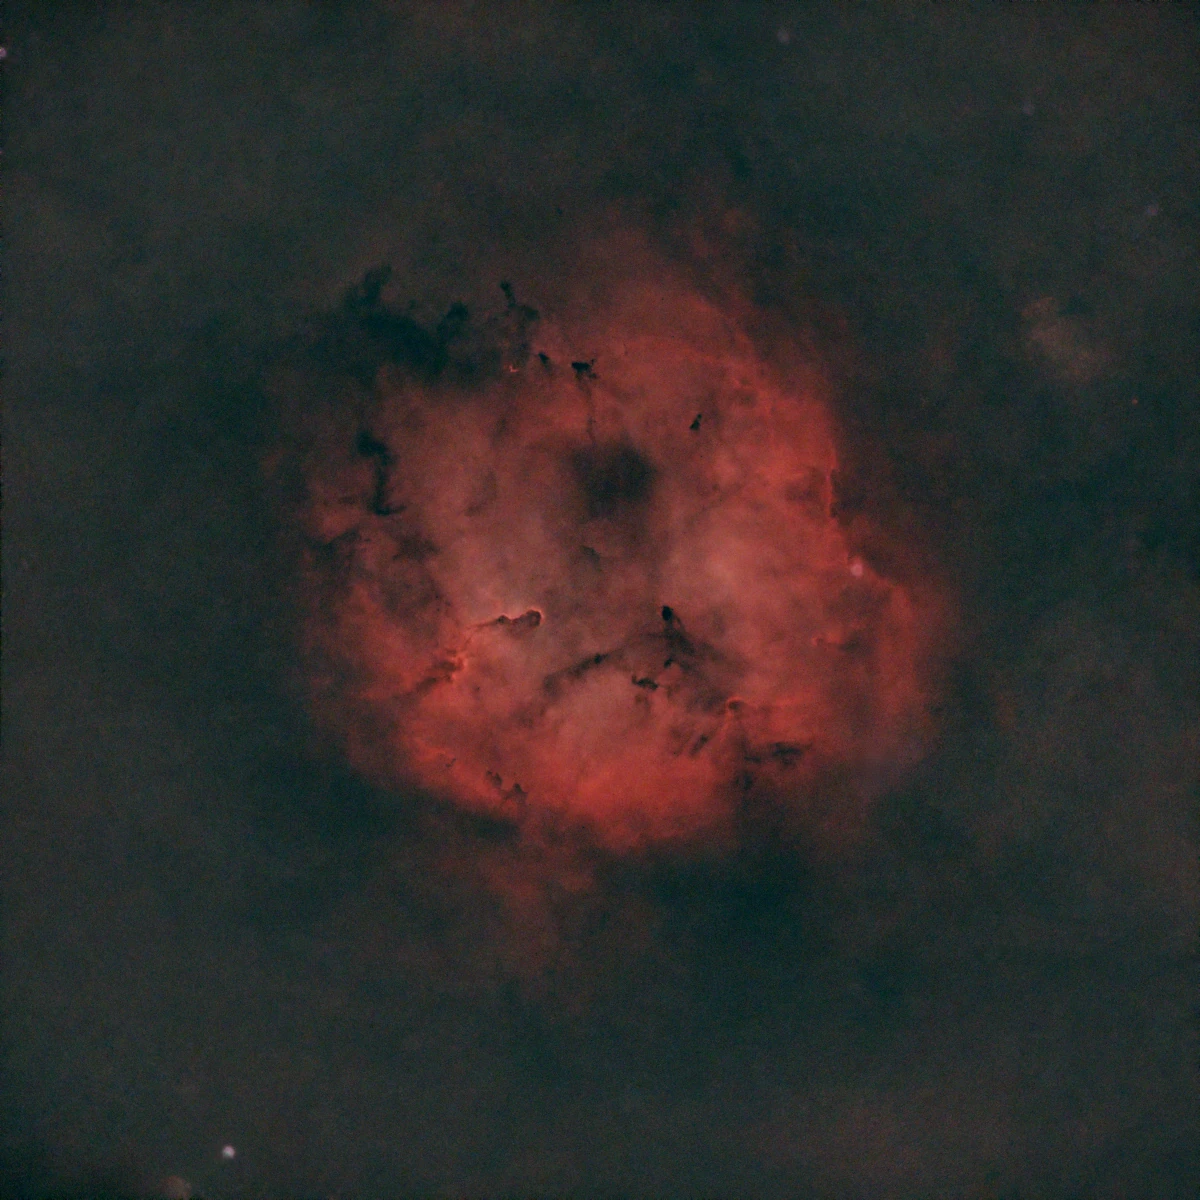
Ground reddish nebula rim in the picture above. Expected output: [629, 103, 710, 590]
[271, 241, 953, 854]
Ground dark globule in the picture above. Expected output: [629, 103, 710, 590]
[572, 442, 655, 520]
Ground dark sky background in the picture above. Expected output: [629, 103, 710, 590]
[3, 4, 1199, 1198]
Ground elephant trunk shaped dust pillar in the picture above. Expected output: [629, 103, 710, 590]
[269, 242, 950, 855]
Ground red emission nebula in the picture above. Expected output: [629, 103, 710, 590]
[276, 239, 952, 854]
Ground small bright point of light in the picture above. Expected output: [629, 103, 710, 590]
[221, 1145, 237, 1161]
[850, 559, 864, 578]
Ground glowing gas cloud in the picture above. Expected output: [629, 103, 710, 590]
[272, 237, 948, 852]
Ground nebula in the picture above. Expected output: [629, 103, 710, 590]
[271, 234, 949, 853]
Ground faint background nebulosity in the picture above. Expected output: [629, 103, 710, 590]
[2, 3, 1198, 1198]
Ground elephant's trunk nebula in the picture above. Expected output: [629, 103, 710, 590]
[270, 237, 950, 853]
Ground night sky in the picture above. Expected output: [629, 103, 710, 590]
[3, 5, 1199, 1198]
